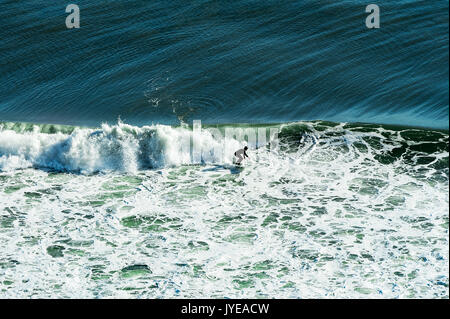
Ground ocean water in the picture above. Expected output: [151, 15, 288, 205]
[0, 0, 449, 299]
[0, 121, 448, 298]
[0, 0, 448, 128]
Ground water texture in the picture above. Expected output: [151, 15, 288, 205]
[0, 0, 448, 128]
[0, 0, 448, 298]
[0, 121, 448, 298]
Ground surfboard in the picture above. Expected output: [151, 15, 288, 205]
[230, 164, 244, 174]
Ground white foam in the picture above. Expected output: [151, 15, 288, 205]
[0, 122, 448, 298]
[0, 122, 245, 173]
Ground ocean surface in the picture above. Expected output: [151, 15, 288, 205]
[0, 0, 449, 298]
[0, 0, 448, 128]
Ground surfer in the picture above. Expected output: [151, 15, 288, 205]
[234, 146, 249, 165]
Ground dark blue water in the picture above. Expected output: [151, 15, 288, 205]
[0, 0, 448, 128]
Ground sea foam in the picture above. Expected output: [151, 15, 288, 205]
[0, 122, 244, 173]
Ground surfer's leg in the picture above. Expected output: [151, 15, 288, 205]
[236, 154, 243, 164]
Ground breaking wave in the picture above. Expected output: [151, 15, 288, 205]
[0, 120, 448, 298]
[0, 121, 448, 176]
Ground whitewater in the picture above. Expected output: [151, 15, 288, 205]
[0, 120, 448, 298]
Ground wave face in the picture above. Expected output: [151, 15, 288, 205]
[0, 121, 245, 173]
[0, 1, 448, 128]
[0, 121, 448, 298]
[1, 121, 448, 174]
